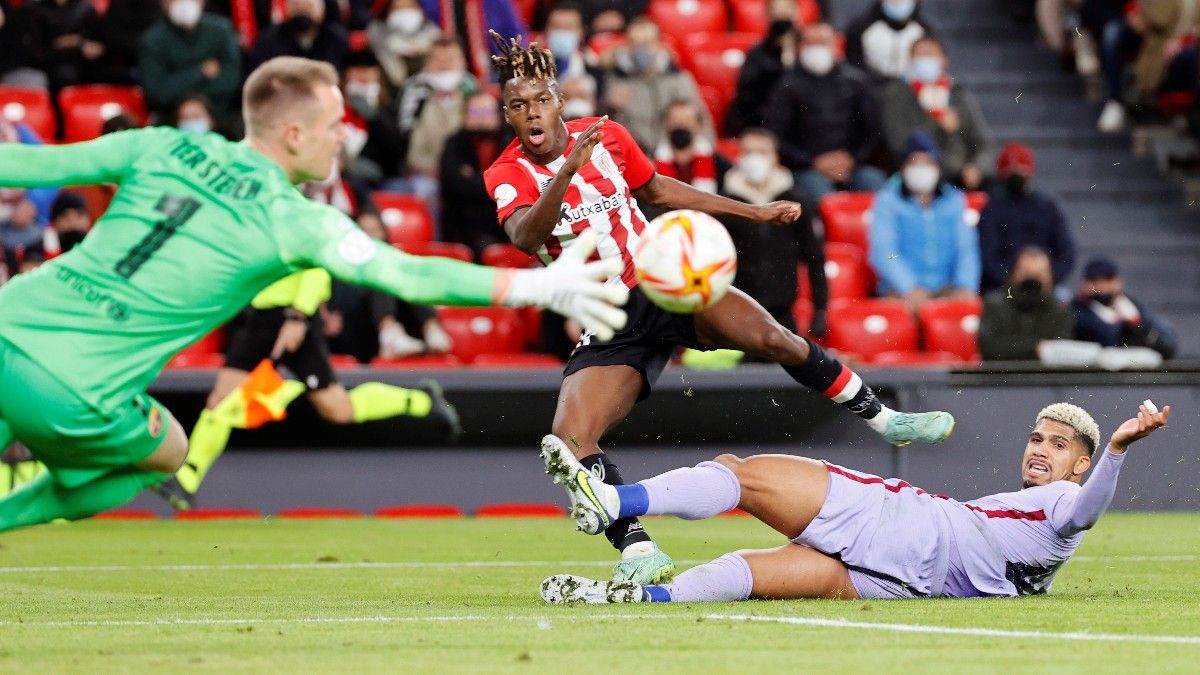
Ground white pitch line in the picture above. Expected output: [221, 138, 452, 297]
[0, 612, 1197, 646]
[0, 555, 1192, 574]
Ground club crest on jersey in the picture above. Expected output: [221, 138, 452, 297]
[559, 193, 626, 225]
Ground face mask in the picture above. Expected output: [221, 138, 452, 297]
[562, 99, 595, 120]
[177, 117, 211, 134]
[387, 8, 424, 33]
[288, 15, 317, 34]
[427, 71, 463, 92]
[902, 164, 939, 193]
[631, 48, 658, 74]
[547, 30, 580, 58]
[881, 0, 916, 22]
[168, 0, 202, 29]
[1013, 278, 1045, 309]
[738, 153, 773, 184]
[1091, 292, 1115, 306]
[909, 56, 943, 83]
[346, 81, 382, 117]
[667, 128, 693, 151]
[799, 46, 835, 76]
[58, 229, 86, 253]
[1004, 173, 1029, 197]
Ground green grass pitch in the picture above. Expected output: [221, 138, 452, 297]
[1, 513, 1198, 673]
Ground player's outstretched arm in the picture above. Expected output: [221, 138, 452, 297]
[299, 221, 629, 341]
[1055, 401, 1170, 536]
[0, 128, 152, 187]
[633, 173, 802, 224]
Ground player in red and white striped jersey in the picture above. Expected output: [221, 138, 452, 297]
[483, 33, 956, 586]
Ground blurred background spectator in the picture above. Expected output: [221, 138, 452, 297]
[82, 0, 163, 86]
[340, 50, 405, 186]
[42, 191, 91, 259]
[978, 247, 1074, 361]
[544, 2, 603, 89]
[727, 0, 802, 136]
[367, 0, 442, 89]
[602, 15, 710, 150]
[395, 36, 477, 209]
[248, 0, 350, 72]
[0, 0, 47, 88]
[558, 73, 599, 119]
[719, 128, 827, 336]
[0, 191, 41, 278]
[28, 0, 100, 91]
[576, 0, 646, 35]
[139, 0, 242, 122]
[419, 0, 528, 81]
[0, 121, 58, 225]
[869, 131, 980, 311]
[845, 0, 937, 82]
[1072, 256, 1178, 358]
[439, 90, 507, 257]
[880, 35, 990, 189]
[652, 99, 728, 199]
[977, 143, 1076, 294]
[172, 93, 219, 135]
[767, 22, 884, 205]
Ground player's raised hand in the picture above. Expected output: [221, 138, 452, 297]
[1109, 401, 1170, 453]
[561, 116, 607, 175]
[754, 200, 802, 224]
[501, 230, 629, 341]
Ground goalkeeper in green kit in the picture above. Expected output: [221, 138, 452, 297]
[0, 57, 628, 532]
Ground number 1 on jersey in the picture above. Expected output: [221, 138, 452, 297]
[114, 195, 201, 279]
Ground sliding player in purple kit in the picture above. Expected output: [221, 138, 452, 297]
[540, 401, 1169, 602]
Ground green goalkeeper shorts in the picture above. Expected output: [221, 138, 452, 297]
[0, 338, 169, 488]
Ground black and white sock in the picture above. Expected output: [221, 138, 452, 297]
[782, 339, 894, 432]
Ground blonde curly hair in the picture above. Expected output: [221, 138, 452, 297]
[1036, 403, 1101, 455]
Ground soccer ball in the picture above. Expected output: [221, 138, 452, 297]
[633, 209, 737, 313]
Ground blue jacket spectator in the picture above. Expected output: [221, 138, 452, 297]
[1, 120, 58, 226]
[1071, 256, 1178, 359]
[869, 131, 980, 306]
[977, 142, 1075, 293]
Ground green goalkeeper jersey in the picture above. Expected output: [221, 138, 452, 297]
[0, 127, 498, 413]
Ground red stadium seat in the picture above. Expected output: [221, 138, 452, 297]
[792, 296, 814, 336]
[871, 350, 966, 367]
[471, 353, 563, 367]
[917, 297, 983, 361]
[329, 354, 361, 368]
[825, 298, 917, 360]
[698, 85, 733, 137]
[58, 85, 147, 143]
[402, 240, 474, 262]
[167, 352, 225, 368]
[647, 0, 728, 45]
[369, 354, 464, 368]
[716, 137, 741, 160]
[730, 0, 822, 34]
[373, 192, 434, 248]
[436, 307, 525, 363]
[587, 32, 628, 57]
[681, 32, 759, 106]
[481, 243, 539, 268]
[819, 191, 875, 254]
[965, 191, 988, 227]
[0, 86, 56, 140]
[823, 242, 873, 299]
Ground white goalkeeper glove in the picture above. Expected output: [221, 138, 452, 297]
[500, 230, 629, 342]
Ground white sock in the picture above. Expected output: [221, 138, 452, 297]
[866, 405, 896, 433]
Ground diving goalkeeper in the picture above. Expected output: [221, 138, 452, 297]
[0, 56, 627, 532]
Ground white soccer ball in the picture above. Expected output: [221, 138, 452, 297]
[633, 209, 737, 313]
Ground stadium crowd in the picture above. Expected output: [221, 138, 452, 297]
[0, 0, 1183, 367]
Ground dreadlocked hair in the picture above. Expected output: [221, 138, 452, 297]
[489, 30, 557, 83]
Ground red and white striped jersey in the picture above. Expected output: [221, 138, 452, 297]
[483, 118, 656, 288]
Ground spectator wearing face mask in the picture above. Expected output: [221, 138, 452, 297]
[42, 191, 91, 260]
[1072, 257, 1178, 358]
[602, 15, 712, 151]
[869, 131, 980, 311]
[718, 128, 828, 337]
[559, 74, 599, 121]
[340, 50, 405, 185]
[393, 36, 478, 207]
[139, 0, 242, 119]
[248, 0, 350, 72]
[0, 121, 58, 226]
[544, 2, 604, 93]
[845, 0, 937, 82]
[766, 22, 885, 206]
[652, 100, 730, 198]
[367, 0, 441, 89]
[0, 190, 42, 279]
[173, 93, 219, 136]
[880, 35, 990, 190]
[977, 143, 1076, 295]
[0, 0, 47, 89]
[439, 90, 508, 257]
[727, 0, 802, 136]
[978, 247, 1075, 361]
